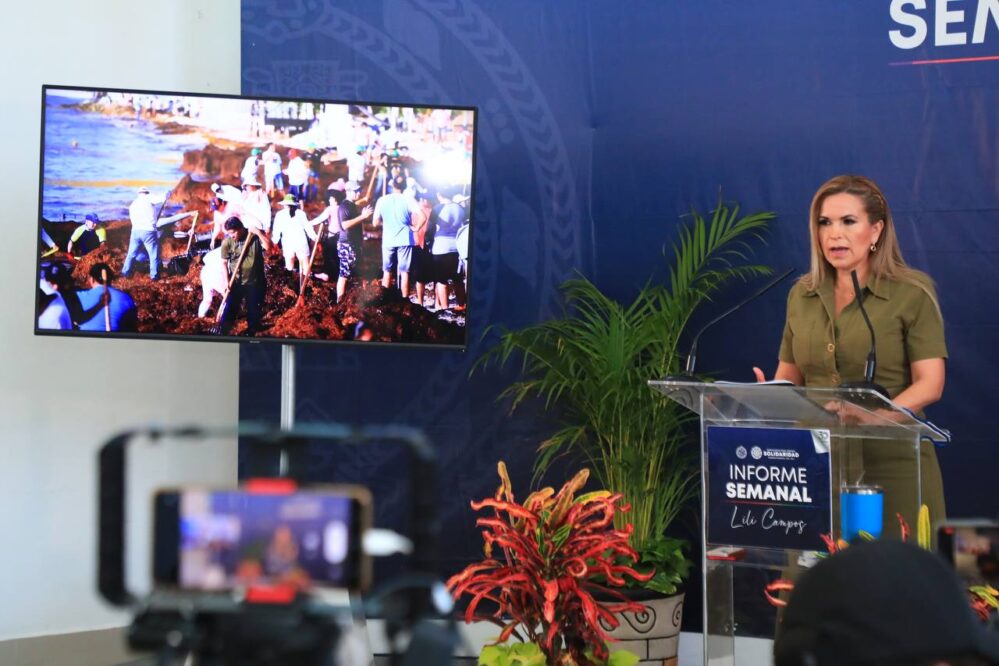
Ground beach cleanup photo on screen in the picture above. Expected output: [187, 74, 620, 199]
[35, 85, 476, 347]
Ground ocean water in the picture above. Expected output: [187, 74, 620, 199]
[41, 95, 207, 223]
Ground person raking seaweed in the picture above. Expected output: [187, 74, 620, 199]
[215, 217, 271, 336]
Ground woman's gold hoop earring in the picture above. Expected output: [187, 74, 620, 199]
[870, 243, 878, 253]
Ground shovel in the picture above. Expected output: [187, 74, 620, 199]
[167, 212, 201, 275]
[297, 221, 327, 306]
[210, 236, 254, 335]
[358, 157, 379, 207]
[160, 210, 196, 231]
[153, 188, 173, 227]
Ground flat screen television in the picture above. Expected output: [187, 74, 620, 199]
[36, 85, 476, 347]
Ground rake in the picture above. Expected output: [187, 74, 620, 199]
[297, 221, 327, 306]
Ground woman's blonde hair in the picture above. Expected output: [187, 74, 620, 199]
[802, 175, 940, 312]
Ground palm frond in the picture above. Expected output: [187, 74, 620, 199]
[475, 195, 775, 568]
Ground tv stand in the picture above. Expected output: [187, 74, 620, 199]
[279, 344, 296, 475]
[277, 342, 373, 660]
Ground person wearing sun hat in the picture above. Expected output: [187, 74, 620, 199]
[122, 186, 166, 280]
[240, 177, 273, 234]
[209, 183, 244, 249]
[331, 180, 372, 302]
[270, 194, 317, 273]
[775, 540, 999, 666]
[309, 181, 372, 297]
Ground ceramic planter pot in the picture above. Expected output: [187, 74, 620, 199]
[601, 591, 684, 666]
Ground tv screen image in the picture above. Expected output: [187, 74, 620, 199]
[36, 85, 476, 346]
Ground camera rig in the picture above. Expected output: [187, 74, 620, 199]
[97, 422, 458, 666]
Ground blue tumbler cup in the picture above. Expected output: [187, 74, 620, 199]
[840, 484, 884, 542]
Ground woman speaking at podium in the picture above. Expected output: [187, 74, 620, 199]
[754, 174, 947, 536]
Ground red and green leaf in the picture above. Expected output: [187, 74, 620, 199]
[449, 463, 650, 664]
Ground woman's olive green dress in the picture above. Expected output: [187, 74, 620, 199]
[778, 272, 948, 537]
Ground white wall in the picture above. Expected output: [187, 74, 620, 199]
[0, 0, 241, 641]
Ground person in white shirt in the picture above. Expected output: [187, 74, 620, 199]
[347, 148, 366, 184]
[271, 194, 317, 272]
[122, 186, 166, 280]
[241, 148, 262, 185]
[262, 143, 283, 196]
[285, 149, 310, 201]
[240, 179, 273, 234]
[404, 176, 422, 200]
[197, 247, 227, 318]
[209, 184, 243, 248]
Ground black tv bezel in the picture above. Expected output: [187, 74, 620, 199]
[35, 83, 478, 351]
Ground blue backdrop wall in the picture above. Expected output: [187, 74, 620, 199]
[239, 0, 999, 621]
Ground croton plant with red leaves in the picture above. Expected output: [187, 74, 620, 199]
[763, 509, 999, 622]
[446, 462, 652, 666]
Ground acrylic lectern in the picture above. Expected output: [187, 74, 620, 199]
[648, 380, 950, 666]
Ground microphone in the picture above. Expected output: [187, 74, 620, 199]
[663, 267, 795, 381]
[837, 270, 889, 399]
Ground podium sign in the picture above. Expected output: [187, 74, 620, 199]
[706, 426, 832, 551]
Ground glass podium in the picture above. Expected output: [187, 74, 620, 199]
[648, 380, 950, 666]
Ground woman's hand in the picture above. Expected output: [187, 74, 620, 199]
[822, 401, 902, 426]
[751, 361, 804, 385]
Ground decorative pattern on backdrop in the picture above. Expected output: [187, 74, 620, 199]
[239, 0, 586, 575]
[238, 3, 999, 622]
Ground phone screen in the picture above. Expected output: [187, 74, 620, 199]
[153, 487, 370, 592]
[938, 522, 999, 586]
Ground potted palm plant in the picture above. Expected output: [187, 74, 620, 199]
[476, 199, 774, 663]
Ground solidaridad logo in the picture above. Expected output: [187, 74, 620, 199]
[736, 446, 748, 460]
[751, 446, 764, 460]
